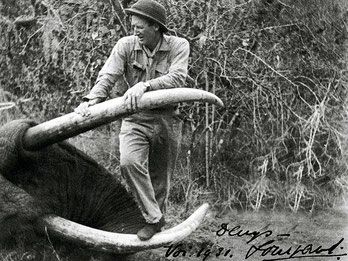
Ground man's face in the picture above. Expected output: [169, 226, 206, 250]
[131, 15, 158, 48]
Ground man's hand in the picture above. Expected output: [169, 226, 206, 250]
[123, 82, 147, 112]
[74, 99, 99, 117]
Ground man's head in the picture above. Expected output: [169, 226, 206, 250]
[125, 0, 167, 48]
[131, 15, 161, 49]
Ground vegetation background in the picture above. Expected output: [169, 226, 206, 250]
[0, 0, 347, 260]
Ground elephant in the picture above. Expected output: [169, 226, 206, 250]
[0, 88, 223, 254]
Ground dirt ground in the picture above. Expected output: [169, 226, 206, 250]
[128, 205, 348, 261]
[0, 205, 346, 261]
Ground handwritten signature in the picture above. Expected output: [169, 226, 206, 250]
[217, 223, 347, 260]
[164, 223, 347, 260]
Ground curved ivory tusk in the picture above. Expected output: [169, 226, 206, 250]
[23, 88, 224, 150]
[43, 203, 209, 253]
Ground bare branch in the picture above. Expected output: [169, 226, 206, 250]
[108, 0, 128, 35]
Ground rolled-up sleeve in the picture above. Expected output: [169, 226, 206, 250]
[83, 40, 126, 101]
[147, 38, 189, 90]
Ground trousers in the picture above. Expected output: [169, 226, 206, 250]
[119, 112, 182, 223]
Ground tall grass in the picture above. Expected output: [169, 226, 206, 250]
[167, 0, 348, 211]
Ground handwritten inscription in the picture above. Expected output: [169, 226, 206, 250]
[164, 223, 347, 260]
[216, 223, 273, 244]
[216, 223, 347, 260]
[165, 243, 234, 261]
[245, 237, 345, 260]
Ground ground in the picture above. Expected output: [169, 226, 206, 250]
[0, 205, 346, 261]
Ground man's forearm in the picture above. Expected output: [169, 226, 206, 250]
[147, 71, 187, 90]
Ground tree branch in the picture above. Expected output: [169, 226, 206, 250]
[14, 16, 38, 27]
[108, 0, 128, 35]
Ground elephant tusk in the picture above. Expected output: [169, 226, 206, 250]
[23, 88, 224, 150]
[42, 203, 210, 253]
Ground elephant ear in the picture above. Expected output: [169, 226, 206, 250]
[0, 120, 46, 244]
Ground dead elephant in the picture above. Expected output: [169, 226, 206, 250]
[0, 89, 222, 257]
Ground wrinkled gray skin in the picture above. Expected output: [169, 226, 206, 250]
[0, 120, 145, 260]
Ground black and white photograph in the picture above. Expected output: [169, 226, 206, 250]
[0, 0, 347, 260]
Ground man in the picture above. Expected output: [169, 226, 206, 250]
[75, 0, 189, 240]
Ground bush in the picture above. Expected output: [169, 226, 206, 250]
[1, 0, 347, 211]
[166, 0, 348, 211]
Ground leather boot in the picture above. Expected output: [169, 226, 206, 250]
[137, 217, 165, 241]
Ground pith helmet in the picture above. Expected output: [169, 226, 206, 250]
[125, 0, 168, 32]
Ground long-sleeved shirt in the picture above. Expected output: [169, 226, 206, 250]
[84, 34, 190, 101]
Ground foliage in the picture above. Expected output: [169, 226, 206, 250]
[165, 0, 348, 211]
[0, 0, 126, 120]
[0, 0, 348, 212]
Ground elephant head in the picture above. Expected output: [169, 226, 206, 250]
[0, 88, 223, 253]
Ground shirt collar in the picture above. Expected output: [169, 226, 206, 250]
[143, 37, 162, 58]
[159, 35, 170, 51]
[134, 34, 170, 52]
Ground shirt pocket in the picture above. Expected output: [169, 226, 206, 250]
[127, 60, 145, 85]
[155, 60, 169, 78]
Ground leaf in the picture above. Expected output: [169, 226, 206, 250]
[110, 29, 116, 37]
[242, 38, 249, 47]
[198, 33, 207, 49]
[99, 26, 109, 36]
[91, 32, 98, 40]
[115, 24, 121, 32]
